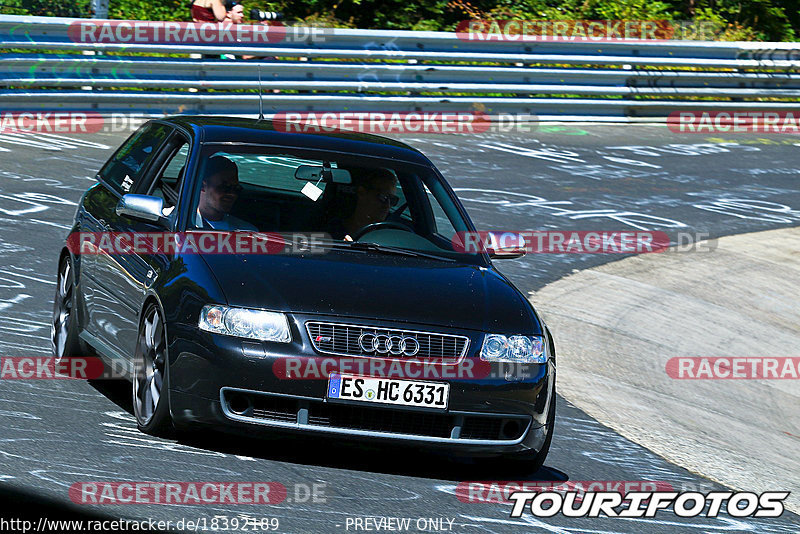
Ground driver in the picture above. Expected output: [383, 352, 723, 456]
[197, 155, 257, 231]
[328, 168, 398, 241]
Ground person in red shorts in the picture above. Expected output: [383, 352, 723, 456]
[190, 0, 226, 22]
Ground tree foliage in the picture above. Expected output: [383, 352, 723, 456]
[3, 0, 91, 17]
[2, 0, 797, 41]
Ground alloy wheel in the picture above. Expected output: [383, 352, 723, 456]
[51, 258, 74, 363]
[133, 305, 166, 426]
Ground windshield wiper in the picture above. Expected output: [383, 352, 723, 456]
[331, 241, 457, 263]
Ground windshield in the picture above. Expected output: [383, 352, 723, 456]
[189, 144, 482, 263]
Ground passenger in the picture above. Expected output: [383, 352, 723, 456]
[327, 168, 399, 241]
[197, 156, 257, 231]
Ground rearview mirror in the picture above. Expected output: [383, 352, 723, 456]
[294, 165, 352, 184]
[116, 194, 168, 225]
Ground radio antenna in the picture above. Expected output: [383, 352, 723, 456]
[257, 64, 264, 121]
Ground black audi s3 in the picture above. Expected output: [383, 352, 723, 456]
[52, 116, 556, 470]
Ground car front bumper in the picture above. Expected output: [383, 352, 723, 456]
[167, 313, 555, 455]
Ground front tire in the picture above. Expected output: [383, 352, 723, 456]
[51, 255, 81, 363]
[133, 303, 172, 436]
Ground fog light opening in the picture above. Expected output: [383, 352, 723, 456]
[228, 393, 252, 416]
[501, 419, 521, 440]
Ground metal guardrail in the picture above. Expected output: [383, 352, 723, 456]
[1, 15, 799, 117]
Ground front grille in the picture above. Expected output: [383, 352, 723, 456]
[250, 395, 297, 423]
[222, 389, 529, 442]
[461, 416, 504, 440]
[306, 321, 469, 364]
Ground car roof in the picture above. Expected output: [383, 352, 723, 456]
[160, 116, 432, 166]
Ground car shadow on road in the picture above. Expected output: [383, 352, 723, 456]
[179, 429, 568, 483]
[88, 378, 134, 414]
[87, 378, 568, 483]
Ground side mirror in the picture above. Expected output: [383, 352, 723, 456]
[486, 231, 527, 259]
[116, 194, 167, 225]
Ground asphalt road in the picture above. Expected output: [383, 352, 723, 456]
[0, 124, 798, 533]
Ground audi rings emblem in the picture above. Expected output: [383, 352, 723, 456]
[358, 333, 420, 357]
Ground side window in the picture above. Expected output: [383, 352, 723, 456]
[143, 139, 190, 219]
[423, 183, 458, 240]
[99, 123, 170, 194]
[162, 143, 190, 186]
[390, 178, 411, 223]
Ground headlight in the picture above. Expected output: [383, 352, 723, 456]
[480, 334, 545, 363]
[198, 305, 291, 343]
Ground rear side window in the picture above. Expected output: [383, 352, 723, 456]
[99, 123, 170, 194]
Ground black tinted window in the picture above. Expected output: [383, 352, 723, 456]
[99, 123, 170, 194]
[145, 139, 189, 220]
[189, 145, 477, 263]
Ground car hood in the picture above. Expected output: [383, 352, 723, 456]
[199, 251, 539, 333]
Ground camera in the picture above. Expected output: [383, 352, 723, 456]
[250, 9, 283, 21]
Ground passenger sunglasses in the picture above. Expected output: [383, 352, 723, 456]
[375, 192, 400, 207]
[215, 183, 243, 194]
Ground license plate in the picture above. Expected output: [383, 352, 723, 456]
[327, 374, 449, 410]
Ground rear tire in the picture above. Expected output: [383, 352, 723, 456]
[133, 303, 172, 436]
